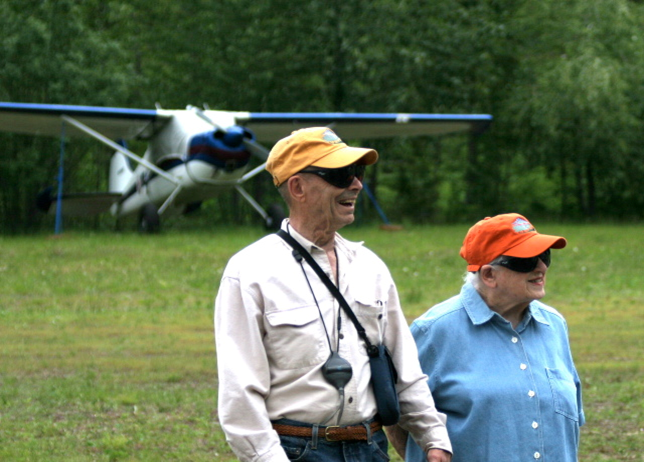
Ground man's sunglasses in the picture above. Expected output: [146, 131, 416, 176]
[299, 164, 366, 189]
[494, 249, 551, 273]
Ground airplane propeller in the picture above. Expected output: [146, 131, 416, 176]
[188, 105, 270, 162]
[241, 136, 270, 162]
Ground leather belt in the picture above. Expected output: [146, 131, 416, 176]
[273, 420, 382, 442]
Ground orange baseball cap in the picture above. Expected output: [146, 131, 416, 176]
[460, 213, 567, 271]
[266, 127, 378, 187]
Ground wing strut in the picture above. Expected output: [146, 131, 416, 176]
[234, 185, 270, 224]
[158, 185, 183, 215]
[60, 115, 180, 186]
[361, 183, 391, 225]
[238, 162, 268, 183]
[54, 122, 66, 234]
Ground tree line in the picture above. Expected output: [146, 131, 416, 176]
[0, 0, 642, 233]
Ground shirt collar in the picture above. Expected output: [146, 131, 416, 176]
[527, 302, 550, 326]
[461, 283, 496, 325]
[280, 219, 363, 261]
[461, 282, 551, 327]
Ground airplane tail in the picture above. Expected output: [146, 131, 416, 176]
[109, 151, 133, 193]
[36, 188, 122, 216]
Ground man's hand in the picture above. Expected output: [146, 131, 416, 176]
[427, 448, 452, 462]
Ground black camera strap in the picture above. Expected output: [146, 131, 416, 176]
[277, 229, 378, 357]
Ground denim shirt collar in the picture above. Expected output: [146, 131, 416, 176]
[461, 282, 551, 329]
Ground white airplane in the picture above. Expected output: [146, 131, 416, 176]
[0, 102, 492, 233]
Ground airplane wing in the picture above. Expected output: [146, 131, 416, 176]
[236, 112, 493, 142]
[0, 103, 492, 143]
[0, 102, 169, 140]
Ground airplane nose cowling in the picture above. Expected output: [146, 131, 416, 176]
[221, 126, 245, 148]
[188, 127, 253, 171]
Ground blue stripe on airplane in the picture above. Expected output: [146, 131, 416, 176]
[0, 102, 158, 119]
[246, 112, 492, 121]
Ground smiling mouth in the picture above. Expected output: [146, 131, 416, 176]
[528, 275, 544, 284]
[339, 198, 356, 208]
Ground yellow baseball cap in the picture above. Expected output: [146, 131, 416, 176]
[266, 127, 378, 187]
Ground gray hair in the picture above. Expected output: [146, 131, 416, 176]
[277, 182, 292, 208]
[463, 255, 504, 289]
[464, 271, 479, 288]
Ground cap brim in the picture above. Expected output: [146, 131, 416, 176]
[505, 234, 567, 258]
[311, 146, 378, 168]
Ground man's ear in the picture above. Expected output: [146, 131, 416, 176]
[287, 175, 307, 202]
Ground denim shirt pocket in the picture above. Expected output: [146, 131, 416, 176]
[265, 306, 327, 370]
[545, 367, 579, 422]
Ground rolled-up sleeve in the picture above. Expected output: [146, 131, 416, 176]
[215, 271, 289, 462]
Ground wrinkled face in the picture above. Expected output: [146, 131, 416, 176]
[493, 256, 549, 305]
[299, 172, 363, 233]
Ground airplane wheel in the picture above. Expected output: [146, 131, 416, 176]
[265, 203, 286, 230]
[139, 203, 160, 233]
[36, 186, 54, 213]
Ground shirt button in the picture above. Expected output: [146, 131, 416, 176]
[534, 452, 541, 459]
[348, 397, 353, 403]
[528, 390, 536, 398]
[532, 421, 539, 429]
[512, 336, 518, 343]
[520, 363, 527, 370]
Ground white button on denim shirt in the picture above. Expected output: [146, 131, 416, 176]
[405, 283, 585, 462]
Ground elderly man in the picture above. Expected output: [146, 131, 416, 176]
[215, 127, 452, 462]
[387, 213, 585, 462]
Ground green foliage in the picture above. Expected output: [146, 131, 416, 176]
[503, 0, 643, 218]
[0, 0, 141, 104]
[0, 0, 642, 232]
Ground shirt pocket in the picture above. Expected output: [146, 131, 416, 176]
[545, 367, 579, 422]
[265, 306, 327, 370]
[353, 287, 387, 346]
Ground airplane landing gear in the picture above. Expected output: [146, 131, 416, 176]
[265, 203, 286, 230]
[139, 203, 160, 233]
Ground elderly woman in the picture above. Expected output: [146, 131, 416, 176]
[388, 213, 585, 462]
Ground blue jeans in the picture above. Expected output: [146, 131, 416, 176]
[274, 418, 390, 462]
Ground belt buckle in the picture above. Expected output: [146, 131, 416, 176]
[324, 425, 341, 441]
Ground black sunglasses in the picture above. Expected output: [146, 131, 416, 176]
[494, 249, 551, 273]
[299, 164, 366, 189]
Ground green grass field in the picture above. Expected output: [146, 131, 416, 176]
[0, 224, 642, 461]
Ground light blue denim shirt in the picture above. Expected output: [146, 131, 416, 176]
[405, 283, 585, 462]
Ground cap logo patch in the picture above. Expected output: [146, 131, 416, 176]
[512, 217, 535, 234]
[322, 129, 343, 144]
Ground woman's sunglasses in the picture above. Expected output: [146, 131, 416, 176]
[494, 249, 551, 273]
[299, 164, 366, 189]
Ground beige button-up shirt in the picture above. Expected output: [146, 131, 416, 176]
[215, 222, 451, 461]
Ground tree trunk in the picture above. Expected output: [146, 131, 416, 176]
[585, 158, 596, 217]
